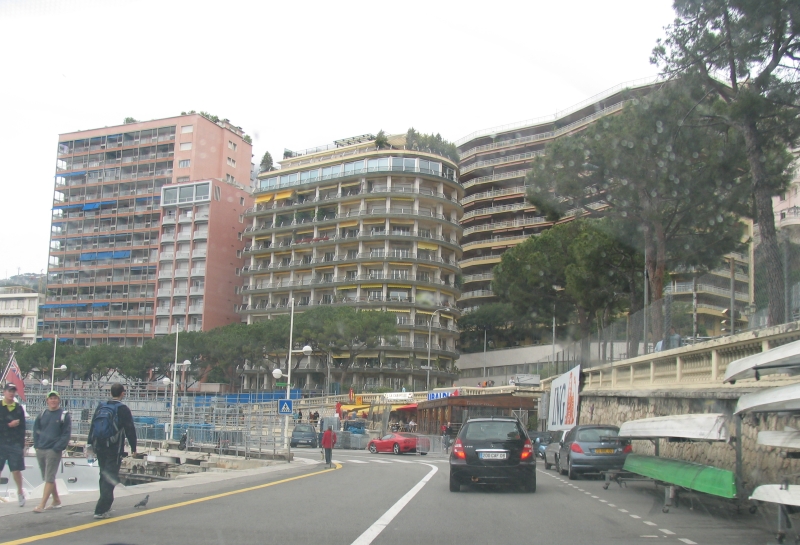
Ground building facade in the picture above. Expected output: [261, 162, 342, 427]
[155, 179, 252, 335]
[45, 114, 252, 346]
[455, 79, 661, 314]
[0, 287, 43, 344]
[240, 134, 463, 391]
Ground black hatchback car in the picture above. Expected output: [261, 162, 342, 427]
[449, 417, 536, 493]
[290, 424, 318, 448]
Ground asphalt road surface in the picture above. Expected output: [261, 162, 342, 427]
[0, 450, 782, 545]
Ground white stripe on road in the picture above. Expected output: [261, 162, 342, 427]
[678, 539, 697, 545]
[643, 521, 657, 526]
[659, 529, 675, 535]
[372, 460, 394, 464]
[344, 460, 370, 464]
[351, 464, 438, 545]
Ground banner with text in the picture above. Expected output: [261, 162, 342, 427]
[547, 365, 580, 432]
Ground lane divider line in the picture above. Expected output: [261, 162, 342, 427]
[0, 463, 342, 545]
[350, 463, 438, 545]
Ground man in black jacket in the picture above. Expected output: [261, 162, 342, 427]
[0, 383, 26, 507]
[88, 383, 137, 519]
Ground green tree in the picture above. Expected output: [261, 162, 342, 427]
[123, 117, 138, 124]
[295, 306, 396, 386]
[652, 0, 800, 325]
[405, 128, 459, 163]
[458, 303, 540, 353]
[526, 83, 750, 338]
[243, 135, 252, 144]
[259, 151, 274, 172]
[375, 130, 389, 149]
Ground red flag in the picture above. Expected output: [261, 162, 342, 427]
[4, 355, 25, 401]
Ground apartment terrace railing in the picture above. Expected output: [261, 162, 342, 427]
[461, 202, 532, 221]
[244, 209, 462, 234]
[460, 150, 545, 175]
[459, 102, 627, 160]
[458, 255, 503, 266]
[459, 289, 495, 299]
[240, 274, 456, 293]
[462, 234, 531, 251]
[664, 283, 749, 302]
[461, 186, 527, 206]
[242, 253, 459, 274]
[462, 217, 548, 236]
[238, 296, 458, 313]
[461, 272, 495, 284]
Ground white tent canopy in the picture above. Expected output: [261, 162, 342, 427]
[758, 430, 800, 450]
[723, 339, 800, 383]
[617, 413, 729, 441]
[734, 382, 800, 414]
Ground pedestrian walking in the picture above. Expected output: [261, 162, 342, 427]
[88, 383, 137, 519]
[32, 391, 71, 513]
[321, 426, 336, 467]
[0, 383, 26, 507]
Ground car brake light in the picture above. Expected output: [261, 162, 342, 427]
[453, 438, 466, 459]
[622, 444, 632, 454]
[520, 439, 533, 460]
[570, 443, 584, 454]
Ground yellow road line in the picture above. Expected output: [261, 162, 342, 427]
[1, 463, 342, 545]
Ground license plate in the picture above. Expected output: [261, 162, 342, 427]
[479, 452, 507, 460]
[595, 448, 614, 454]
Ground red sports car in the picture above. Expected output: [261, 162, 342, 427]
[367, 433, 429, 455]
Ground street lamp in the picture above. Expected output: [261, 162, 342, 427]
[426, 308, 448, 391]
[165, 324, 191, 443]
[49, 334, 67, 386]
[273, 340, 312, 448]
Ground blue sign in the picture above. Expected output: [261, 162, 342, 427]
[278, 399, 293, 415]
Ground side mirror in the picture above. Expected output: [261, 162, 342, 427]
[559, 440, 564, 446]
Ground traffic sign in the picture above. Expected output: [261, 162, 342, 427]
[275, 382, 288, 387]
[278, 399, 293, 415]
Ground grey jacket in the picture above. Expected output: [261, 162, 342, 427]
[33, 408, 72, 452]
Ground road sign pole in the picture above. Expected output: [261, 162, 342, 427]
[285, 298, 295, 452]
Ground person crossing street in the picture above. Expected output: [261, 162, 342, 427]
[321, 426, 336, 468]
[0, 383, 26, 507]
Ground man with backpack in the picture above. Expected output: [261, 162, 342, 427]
[88, 383, 137, 519]
[32, 391, 72, 513]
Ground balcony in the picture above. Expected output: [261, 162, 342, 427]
[193, 231, 208, 240]
[174, 269, 189, 278]
[175, 251, 190, 260]
[192, 249, 207, 258]
[172, 306, 186, 314]
[162, 217, 176, 225]
[173, 288, 188, 296]
[161, 234, 175, 242]
[158, 271, 174, 279]
[156, 307, 171, 316]
[157, 289, 172, 297]
[191, 269, 206, 276]
[177, 233, 191, 241]
[159, 252, 174, 261]
[155, 326, 170, 335]
[188, 305, 204, 314]
[189, 287, 204, 295]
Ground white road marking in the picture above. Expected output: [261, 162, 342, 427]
[599, 500, 607, 503]
[618, 508, 629, 513]
[629, 515, 641, 519]
[350, 464, 438, 545]
[608, 504, 616, 507]
[591, 495, 599, 499]
[659, 529, 676, 535]
[643, 521, 657, 526]
[372, 460, 394, 464]
[678, 539, 697, 545]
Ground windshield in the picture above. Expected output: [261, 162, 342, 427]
[463, 422, 522, 441]
[576, 428, 619, 442]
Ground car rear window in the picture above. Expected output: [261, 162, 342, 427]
[576, 428, 619, 442]
[463, 421, 522, 441]
[295, 425, 313, 432]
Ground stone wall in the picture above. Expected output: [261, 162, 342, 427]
[579, 391, 800, 493]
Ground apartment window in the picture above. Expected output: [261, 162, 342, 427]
[26, 317, 34, 329]
[27, 299, 35, 311]
[227, 157, 236, 167]
[176, 176, 190, 183]
[240, 197, 245, 206]
[180, 142, 192, 151]
[235, 268, 241, 275]
[236, 250, 242, 258]
[225, 174, 236, 183]
[238, 232, 243, 241]
[239, 214, 244, 224]
[228, 141, 237, 151]
[179, 159, 191, 168]
[181, 125, 193, 134]
[214, 186, 221, 201]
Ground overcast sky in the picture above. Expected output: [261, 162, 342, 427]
[0, 0, 675, 277]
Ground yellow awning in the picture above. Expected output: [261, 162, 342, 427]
[296, 229, 313, 235]
[254, 236, 271, 241]
[360, 284, 383, 288]
[338, 220, 358, 228]
[275, 190, 294, 200]
[315, 265, 334, 270]
[366, 198, 385, 202]
[336, 286, 356, 290]
[341, 182, 360, 188]
[393, 198, 414, 203]
[441, 314, 453, 320]
[388, 284, 411, 288]
[416, 310, 433, 315]
[255, 194, 274, 204]
[340, 404, 370, 412]
[391, 220, 415, 225]
[273, 251, 291, 256]
[417, 242, 438, 251]
[319, 184, 337, 191]
[386, 308, 410, 313]
[416, 288, 435, 293]
[297, 188, 315, 195]
[363, 219, 385, 225]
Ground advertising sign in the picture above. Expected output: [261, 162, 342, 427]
[427, 388, 462, 401]
[547, 365, 580, 431]
[384, 392, 414, 403]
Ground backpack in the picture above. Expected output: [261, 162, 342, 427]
[91, 401, 122, 447]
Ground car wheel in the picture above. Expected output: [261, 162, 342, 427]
[568, 458, 577, 480]
[544, 454, 552, 471]
[556, 455, 566, 476]
[419, 452, 427, 456]
[449, 475, 460, 492]
[392, 443, 400, 455]
[368, 443, 377, 454]
[290, 443, 297, 448]
[524, 475, 537, 493]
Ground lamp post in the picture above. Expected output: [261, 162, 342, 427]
[48, 334, 67, 386]
[426, 308, 447, 392]
[165, 325, 190, 444]
[274, 299, 313, 450]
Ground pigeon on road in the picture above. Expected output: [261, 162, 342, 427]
[134, 495, 149, 509]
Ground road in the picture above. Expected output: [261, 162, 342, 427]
[0, 449, 780, 545]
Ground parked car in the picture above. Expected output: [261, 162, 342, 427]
[290, 424, 318, 448]
[528, 431, 551, 459]
[449, 417, 536, 493]
[367, 433, 429, 455]
[542, 430, 565, 470]
[555, 425, 631, 480]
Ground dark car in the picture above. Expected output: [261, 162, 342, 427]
[449, 417, 536, 493]
[290, 424, 318, 448]
[555, 425, 630, 480]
